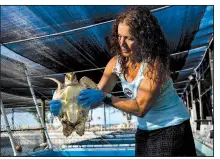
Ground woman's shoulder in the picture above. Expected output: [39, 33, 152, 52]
[111, 55, 119, 62]
[104, 55, 119, 72]
[107, 55, 118, 66]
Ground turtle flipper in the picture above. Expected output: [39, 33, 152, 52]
[61, 119, 75, 137]
[75, 109, 89, 136]
[75, 121, 86, 136]
[79, 76, 97, 89]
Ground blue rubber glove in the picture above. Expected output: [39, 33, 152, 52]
[49, 100, 62, 116]
[77, 88, 104, 109]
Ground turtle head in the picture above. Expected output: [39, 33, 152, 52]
[65, 72, 78, 85]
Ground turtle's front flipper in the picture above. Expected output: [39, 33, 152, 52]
[44, 77, 63, 92]
[79, 76, 97, 89]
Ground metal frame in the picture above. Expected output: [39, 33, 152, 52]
[0, 99, 17, 156]
[196, 71, 204, 120]
[24, 66, 53, 150]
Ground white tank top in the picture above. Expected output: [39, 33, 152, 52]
[112, 56, 190, 130]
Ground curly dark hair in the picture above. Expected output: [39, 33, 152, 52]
[110, 6, 170, 84]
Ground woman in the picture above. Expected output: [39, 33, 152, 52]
[50, 6, 197, 156]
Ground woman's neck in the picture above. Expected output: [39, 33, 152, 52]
[126, 58, 140, 69]
[124, 61, 141, 82]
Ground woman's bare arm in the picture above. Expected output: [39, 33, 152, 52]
[97, 56, 118, 92]
[93, 57, 161, 118]
[103, 59, 161, 117]
[90, 56, 118, 109]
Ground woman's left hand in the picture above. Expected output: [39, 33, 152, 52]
[77, 88, 104, 109]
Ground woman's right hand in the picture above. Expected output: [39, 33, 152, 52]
[49, 100, 62, 116]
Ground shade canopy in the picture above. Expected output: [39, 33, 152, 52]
[1, 5, 213, 109]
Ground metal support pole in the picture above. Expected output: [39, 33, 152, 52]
[209, 48, 214, 125]
[196, 71, 204, 120]
[0, 100, 17, 156]
[186, 90, 190, 111]
[190, 84, 195, 110]
[109, 107, 111, 129]
[190, 84, 194, 103]
[89, 110, 93, 129]
[12, 108, 14, 129]
[24, 67, 53, 149]
[189, 82, 197, 132]
[103, 104, 106, 131]
[209, 48, 214, 85]
[41, 98, 46, 143]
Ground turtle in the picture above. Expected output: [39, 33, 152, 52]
[45, 72, 97, 137]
